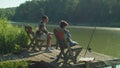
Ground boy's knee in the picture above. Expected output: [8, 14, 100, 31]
[47, 35, 52, 39]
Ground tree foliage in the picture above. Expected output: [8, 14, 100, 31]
[0, 18, 28, 54]
[1, 0, 120, 26]
[0, 8, 15, 20]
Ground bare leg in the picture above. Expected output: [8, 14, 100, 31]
[46, 34, 51, 49]
[38, 40, 45, 51]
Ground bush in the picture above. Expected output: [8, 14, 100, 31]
[0, 18, 29, 54]
[0, 61, 28, 68]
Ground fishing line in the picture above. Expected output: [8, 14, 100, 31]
[84, 26, 96, 57]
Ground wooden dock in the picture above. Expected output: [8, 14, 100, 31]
[27, 49, 114, 62]
[26, 48, 119, 68]
[1, 47, 120, 68]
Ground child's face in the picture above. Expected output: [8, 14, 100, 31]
[43, 18, 49, 23]
[63, 25, 67, 28]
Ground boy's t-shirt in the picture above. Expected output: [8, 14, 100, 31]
[35, 21, 48, 40]
[64, 29, 78, 46]
[39, 21, 48, 34]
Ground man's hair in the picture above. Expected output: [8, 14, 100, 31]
[42, 15, 48, 20]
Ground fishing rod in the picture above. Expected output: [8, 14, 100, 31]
[84, 26, 96, 57]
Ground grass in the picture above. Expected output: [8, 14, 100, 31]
[0, 61, 28, 68]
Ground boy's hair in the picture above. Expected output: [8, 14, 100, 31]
[60, 20, 68, 28]
[42, 15, 48, 20]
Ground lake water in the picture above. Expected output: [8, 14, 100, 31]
[11, 22, 120, 58]
[11, 21, 120, 31]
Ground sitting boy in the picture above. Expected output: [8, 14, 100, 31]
[59, 20, 78, 46]
[35, 15, 53, 52]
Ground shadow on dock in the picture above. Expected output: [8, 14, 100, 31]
[28, 59, 120, 68]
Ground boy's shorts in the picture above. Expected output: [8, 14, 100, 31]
[36, 33, 47, 40]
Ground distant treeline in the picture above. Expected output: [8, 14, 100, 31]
[0, 0, 120, 26]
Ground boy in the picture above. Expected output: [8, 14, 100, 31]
[59, 20, 78, 46]
[35, 15, 53, 52]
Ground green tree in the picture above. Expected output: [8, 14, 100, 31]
[2, 0, 120, 26]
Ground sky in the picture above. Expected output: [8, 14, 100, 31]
[0, 0, 31, 8]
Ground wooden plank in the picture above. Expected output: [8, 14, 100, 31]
[79, 57, 95, 62]
[77, 49, 116, 62]
[28, 53, 52, 62]
[71, 45, 82, 50]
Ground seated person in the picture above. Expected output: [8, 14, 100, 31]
[35, 15, 53, 52]
[59, 20, 78, 46]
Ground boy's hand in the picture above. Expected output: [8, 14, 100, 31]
[48, 32, 54, 35]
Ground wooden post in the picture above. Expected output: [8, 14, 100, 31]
[85, 62, 90, 68]
[112, 64, 115, 68]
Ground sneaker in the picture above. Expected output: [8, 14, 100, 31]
[45, 48, 52, 53]
[70, 41, 78, 46]
[49, 47, 54, 50]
